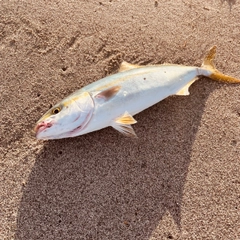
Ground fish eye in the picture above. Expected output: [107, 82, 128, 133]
[52, 107, 61, 114]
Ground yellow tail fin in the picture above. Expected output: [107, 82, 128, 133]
[202, 46, 240, 83]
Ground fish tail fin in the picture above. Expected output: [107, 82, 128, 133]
[201, 46, 240, 83]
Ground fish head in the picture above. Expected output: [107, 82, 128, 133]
[34, 91, 94, 139]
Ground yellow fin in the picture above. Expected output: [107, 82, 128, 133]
[202, 45, 216, 70]
[202, 46, 240, 83]
[209, 71, 240, 83]
[112, 112, 137, 137]
[176, 78, 197, 96]
[115, 112, 137, 125]
[119, 61, 141, 72]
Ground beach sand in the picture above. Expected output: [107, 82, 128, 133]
[0, 0, 239, 239]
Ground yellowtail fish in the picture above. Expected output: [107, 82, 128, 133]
[34, 46, 240, 139]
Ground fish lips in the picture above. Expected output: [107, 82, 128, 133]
[34, 121, 53, 139]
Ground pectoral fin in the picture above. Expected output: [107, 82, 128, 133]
[112, 112, 137, 137]
[94, 85, 121, 101]
[176, 78, 197, 96]
[119, 61, 141, 72]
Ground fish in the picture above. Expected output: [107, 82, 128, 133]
[34, 46, 240, 140]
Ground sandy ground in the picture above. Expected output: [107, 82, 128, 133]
[0, 0, 240, 239]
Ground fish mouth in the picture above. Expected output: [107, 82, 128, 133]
[34, 121, 53, 137]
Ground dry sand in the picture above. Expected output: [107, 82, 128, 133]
[0, 0, 240, 239]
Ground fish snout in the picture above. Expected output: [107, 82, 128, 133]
[34, 121, 53, 136]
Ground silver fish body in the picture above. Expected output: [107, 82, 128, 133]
[35, 46, 240, 139]
[77, 65, 206, 136]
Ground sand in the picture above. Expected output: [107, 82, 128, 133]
[0, 0, 239, 239]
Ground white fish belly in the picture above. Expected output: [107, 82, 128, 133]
[80, 65, 199, 134]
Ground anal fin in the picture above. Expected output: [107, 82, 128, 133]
[176, 77, 198, 96]
[112, 112, 137, 138]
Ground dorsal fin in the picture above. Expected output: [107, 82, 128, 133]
[119, 61, 141, 72]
